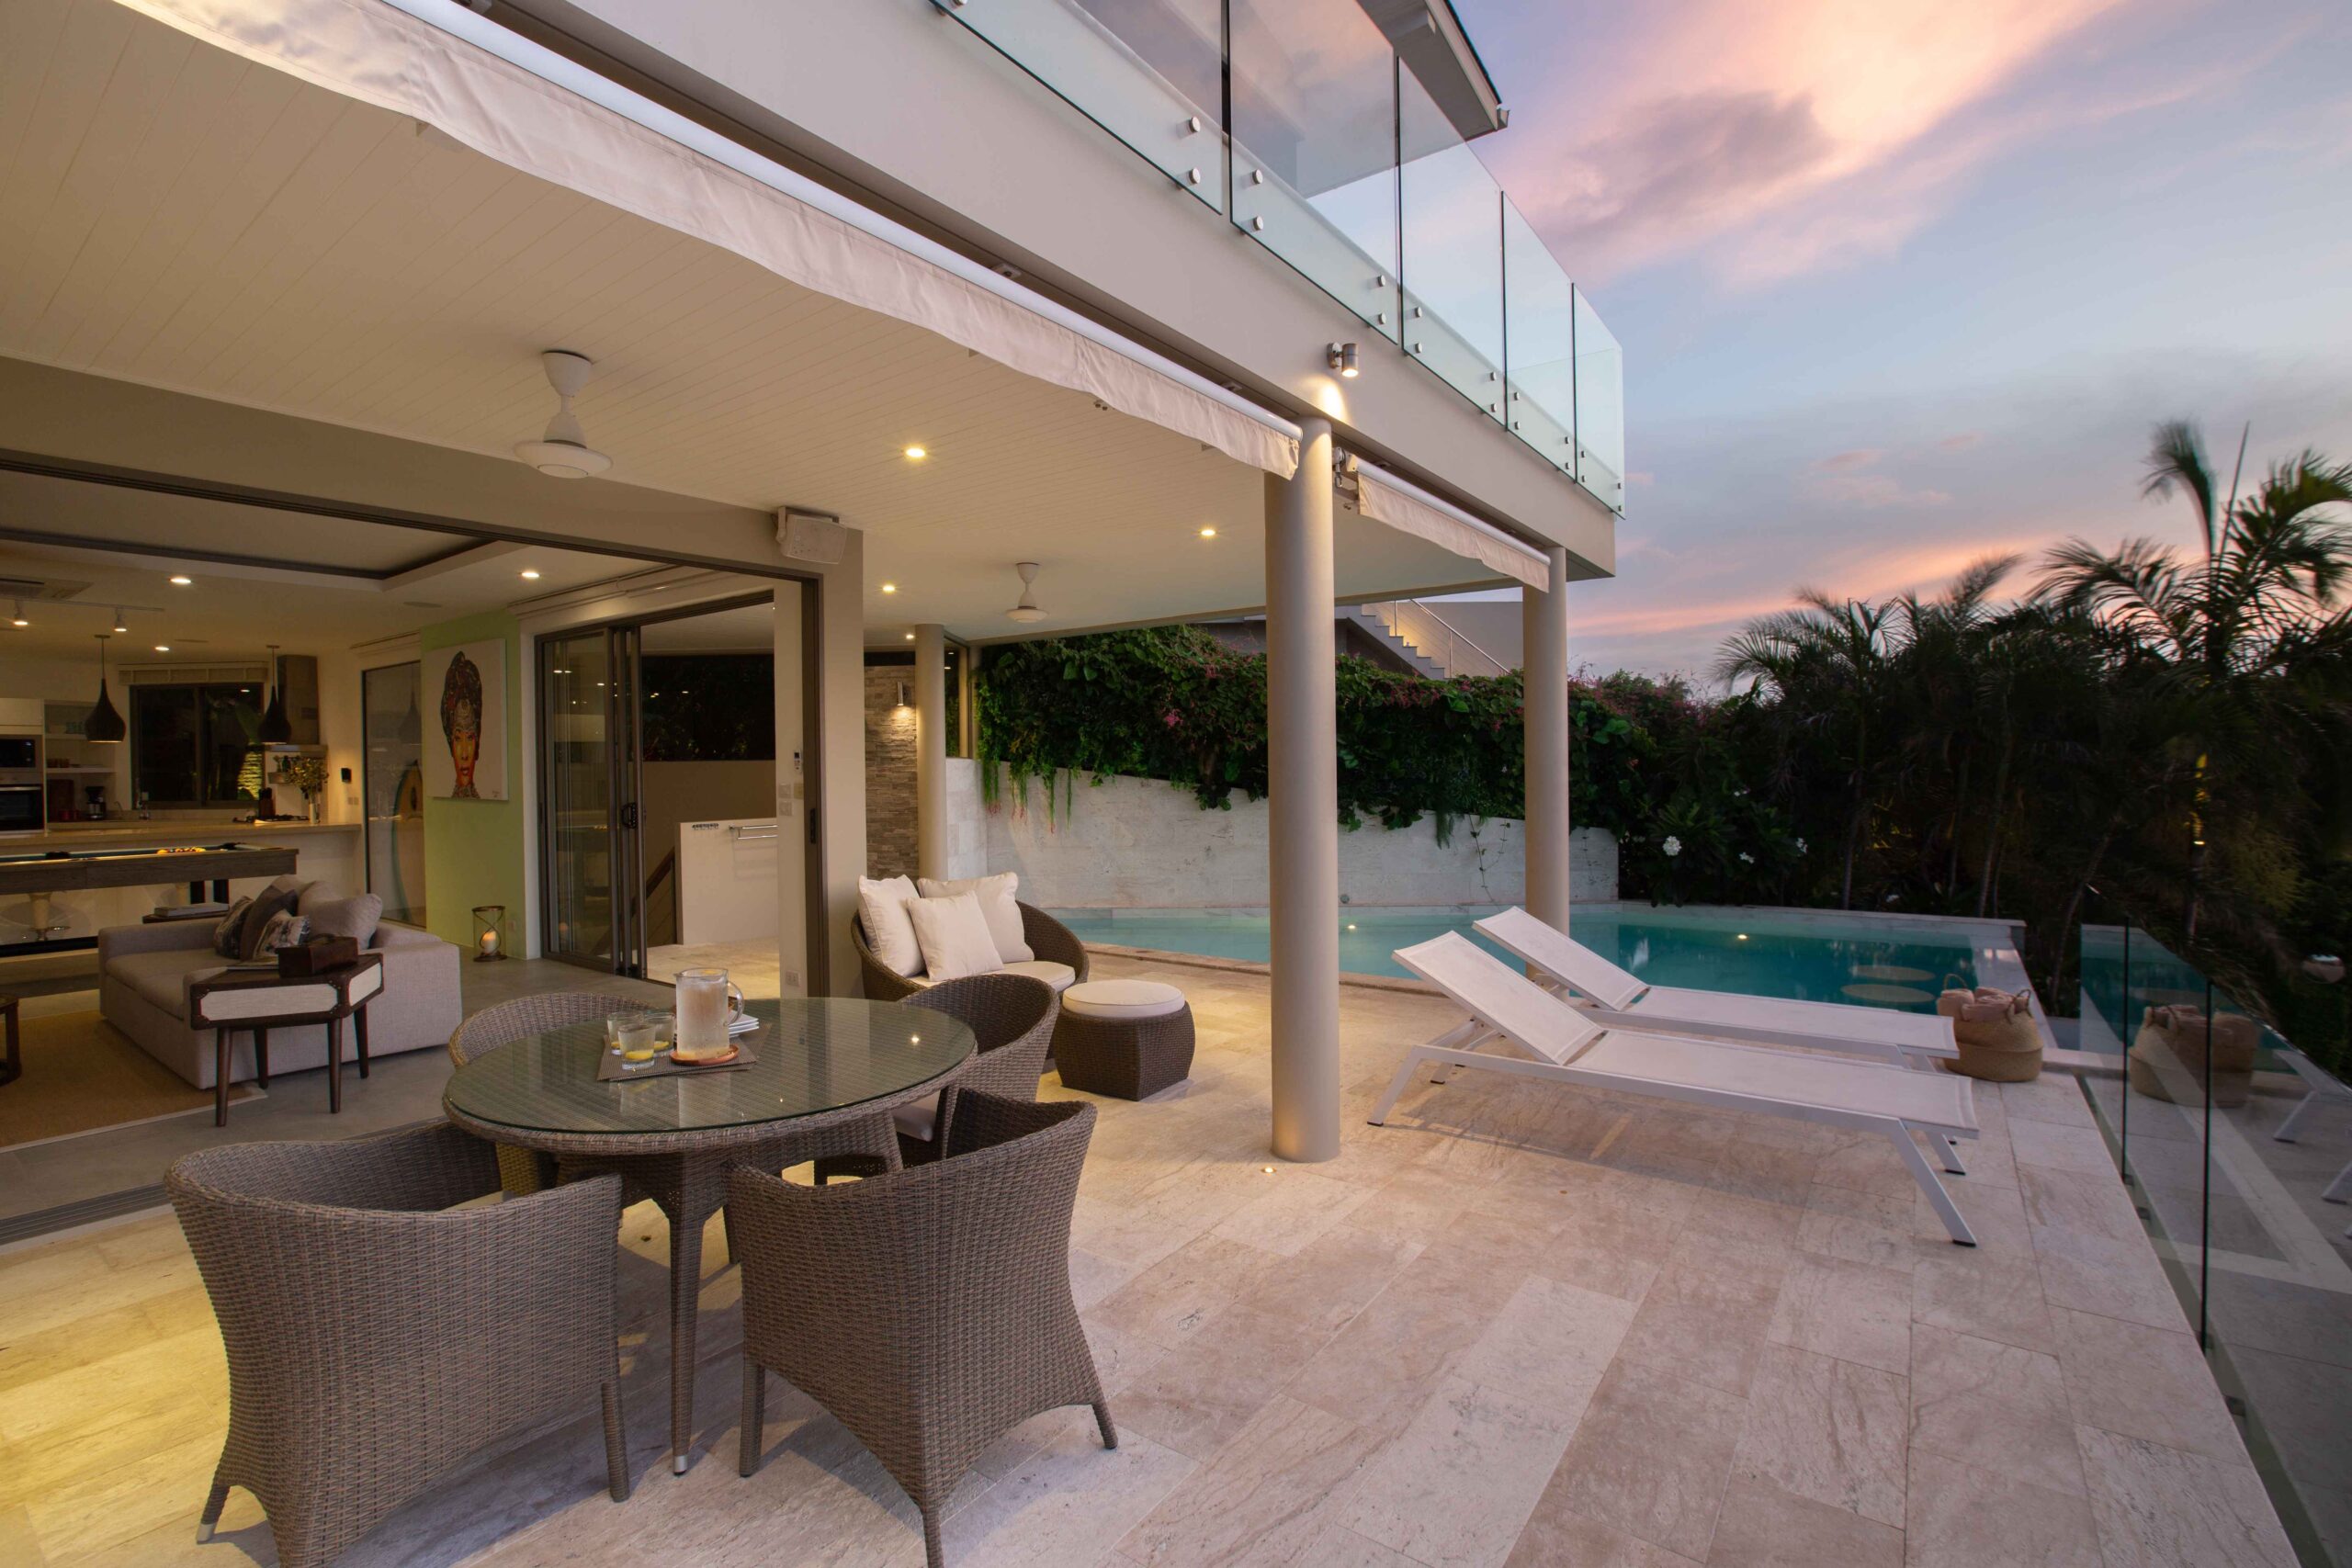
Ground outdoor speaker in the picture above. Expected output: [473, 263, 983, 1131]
[777, 508, 847, 565]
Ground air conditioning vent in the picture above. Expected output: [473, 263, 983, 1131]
[0, 576, 94, 601]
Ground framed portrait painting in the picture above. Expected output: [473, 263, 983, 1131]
[422, 640, 507, 800]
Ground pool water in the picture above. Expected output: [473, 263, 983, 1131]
[1048, 905, 1985, 1012]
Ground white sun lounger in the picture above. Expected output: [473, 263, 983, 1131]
[1374, 932, 1981, 1245]
[1473, 907, 1961, 1066]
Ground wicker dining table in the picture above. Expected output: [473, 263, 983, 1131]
[442, 996, 974, 1475]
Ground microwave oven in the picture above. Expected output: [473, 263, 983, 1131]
[0, 737, 36, 770]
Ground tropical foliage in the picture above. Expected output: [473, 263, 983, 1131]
[973, 423, 2350, 1056]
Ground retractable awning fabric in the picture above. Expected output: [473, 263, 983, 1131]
[1352, 464, 1548, 590]
[112, 0, 1302, 479]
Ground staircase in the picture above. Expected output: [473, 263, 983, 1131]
[1352, 600, 1508, 680]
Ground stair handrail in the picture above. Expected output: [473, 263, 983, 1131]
[1361, 599, 1508, 679]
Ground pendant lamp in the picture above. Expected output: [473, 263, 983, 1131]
[85, 634, 126, 743]
[258, 643, 293, 745]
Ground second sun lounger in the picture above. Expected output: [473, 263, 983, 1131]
[1474, 907, 1962, 1066]
[1374, 932, 1982, 1245]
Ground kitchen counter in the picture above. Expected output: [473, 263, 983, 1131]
[9, 821, 360, 852]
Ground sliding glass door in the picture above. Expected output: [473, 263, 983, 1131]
[538, 626, 644, 973]
[360, 662, 427, 925]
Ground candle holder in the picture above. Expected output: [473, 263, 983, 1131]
[471, 904, 509, 963]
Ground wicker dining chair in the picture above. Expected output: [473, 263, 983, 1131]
[729, 1092, 1113, 1568]
[168, 1123, 631, 1568]
[450, 992, 660, 1194]
[813, 973, 1057, 1181]
[853, 901, 1091, 1002]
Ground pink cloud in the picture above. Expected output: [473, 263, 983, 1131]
[1816, 448, 1883, 471]
[1481, 0, 2273, 288]
[1937, 432, 1984, 451]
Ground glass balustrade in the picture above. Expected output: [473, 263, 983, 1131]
[1227, 0, 1400, 339]
[935, 0, 1626, 513]
[1502, 201, 1575, 472]
[2074, 896, 2351, 1566]
[948, 0, 1227, 212]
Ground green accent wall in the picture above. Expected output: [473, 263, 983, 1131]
[421, 611, 526, 952]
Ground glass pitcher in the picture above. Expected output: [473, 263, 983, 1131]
[674, 966, 746, 1052]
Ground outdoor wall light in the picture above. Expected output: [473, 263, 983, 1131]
[895, 682, 910, 710]
[113, 609, 128, 632]
[1327, 341, 1360, 378]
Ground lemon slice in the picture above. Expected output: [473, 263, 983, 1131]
[623, 1048, 657, 1063]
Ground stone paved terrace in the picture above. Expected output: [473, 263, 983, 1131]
[0, 954, 2297, 1567]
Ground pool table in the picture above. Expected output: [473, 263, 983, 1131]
[0, 841, 300, 903]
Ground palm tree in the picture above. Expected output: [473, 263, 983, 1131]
[1716, 592, 1899, 908]
[2038, 421, 2352, 941]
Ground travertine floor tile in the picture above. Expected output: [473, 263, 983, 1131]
[1116, 1304, 1328, 1461]
[1546, 1360, 1747, 1562]
[2008, 1121, 2114, 1177]
[1768, 1255, 1913, 1376]
[2030, 1223, 2188, 1333]
[1906, 1325, 2083, 1497]
[2052, 1308, 2246, 1465]
[1912, 1251, 2056, 1353]
[1730, 1344, 1908, 1528]
[1341, 1376, 1577, 1568]
[1903, 1450, 2101, 1568]
[1706, 1477, 1903, 1566]
[1091, 1235, 1281, 1348]
[1502, 1497, 1700, 1567]
[1118, 1396, 1381, 1568]
[2073, 1426, 2295, 1568]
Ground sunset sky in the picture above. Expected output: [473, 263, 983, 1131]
[1452, 0, 2352, 681]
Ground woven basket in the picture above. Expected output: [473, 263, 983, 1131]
[1936, 987, 2042, 1082]
[2127, 1004, 2257, 1107]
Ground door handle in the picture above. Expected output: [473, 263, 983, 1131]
[618, 802, 639, 829]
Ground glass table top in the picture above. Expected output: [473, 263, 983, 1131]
[444, 998, 973, 1136]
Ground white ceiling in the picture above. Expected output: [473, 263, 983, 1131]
[0, 0, 1506, 645]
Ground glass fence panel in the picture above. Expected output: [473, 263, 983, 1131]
[950, 0, 1226, 212]
[1399, 67, 1502, 414]
[2076, 908, 2352, 1565]
[1573, 286, 1625, 512]
[1228, 0, 1399, 337]
[1502, 199, 1575, 472]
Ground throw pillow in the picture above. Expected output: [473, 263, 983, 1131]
[304, 893, 383, 947]
[906, 894, 1002, 983]
[916, 873, 1030, 963]
[236, 886, 300, 962]
[248, 910, 311, 955]
[857, 874, 924, 977]
[211, 896, 254, 957]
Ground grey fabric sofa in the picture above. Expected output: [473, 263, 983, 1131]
[98, 885, 463, 1089]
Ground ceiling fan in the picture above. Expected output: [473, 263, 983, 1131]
[514, 350, 612, 479]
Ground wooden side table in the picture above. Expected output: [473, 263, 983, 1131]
[188, 954, 383, 1127]
[0, 994, 18, 1088]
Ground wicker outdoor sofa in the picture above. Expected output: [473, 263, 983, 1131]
[852, 899, 1089, 1002]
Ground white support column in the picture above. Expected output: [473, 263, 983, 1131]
[1522, 545, 1571, 931]
[1265, 418, 1340, 1162]
[914, 623, 947, 880]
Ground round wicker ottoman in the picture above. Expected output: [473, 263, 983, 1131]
[1053, 980, 1194, 1100]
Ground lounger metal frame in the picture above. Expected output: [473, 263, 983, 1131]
[1372, 933, 1981, 1246]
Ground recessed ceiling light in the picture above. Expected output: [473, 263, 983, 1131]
[154, 644, 171, 652]
[519, 569, 542, 581]
[9, 601, 27, 627]
[1199, 526, 1217, 538]
[902, 446, 927, 460]
[904, 632, 915, 641]
[169, 574, 193, 586]
[880, 582, 898, 593]
[113, 608, 128, 632]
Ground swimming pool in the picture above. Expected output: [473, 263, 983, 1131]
[1047, 903, 2002, 1012]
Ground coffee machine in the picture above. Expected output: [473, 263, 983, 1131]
[84, 783, 107, 821]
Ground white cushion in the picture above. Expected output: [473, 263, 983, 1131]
[1001, 959, 1077, 994]
[1062, 978, 1186, 1021]
[917, 873, 1030, 963]
[906, 894, 1001, 983]
[892, 1097, 938, 1143]
[858, 875, 923, 977]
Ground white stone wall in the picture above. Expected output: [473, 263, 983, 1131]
[969, 769, 1616, 908]
[939, 757, 989, 881]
